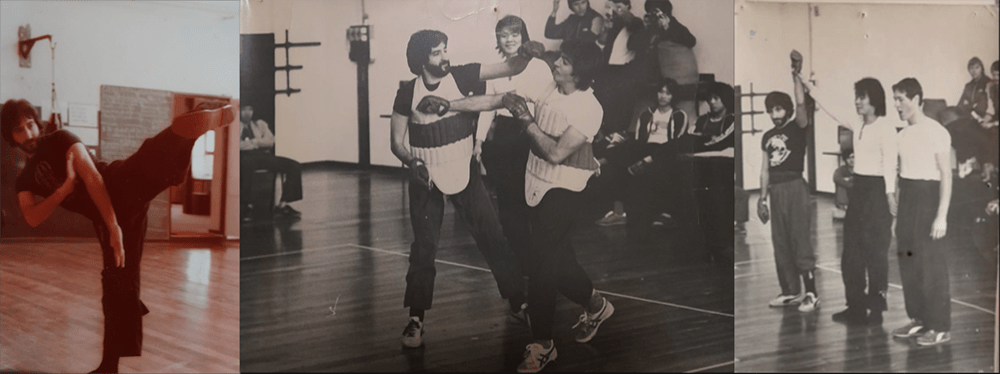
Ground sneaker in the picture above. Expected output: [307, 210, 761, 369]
[595, 211, 627, 226]
[892, 319, 926, 338]
[509, 303, 530, 328]
[831, 308, 866, 323]
[401, 317, 423, 348]
[768, 293, 805, 308]
[572, 298, 615, 343]
[915, 330, 951, 346]
[797, 292, 820, 312]
[280, 205, 302, 217]
[517, 343, 557, 373]
[651, 213, 676, 228]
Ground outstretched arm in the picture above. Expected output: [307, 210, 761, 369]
[70, 143, 125, 267]
[792, 73, 809, 129]
[798, 74, 853, 131]
[449, 94, 505, 113]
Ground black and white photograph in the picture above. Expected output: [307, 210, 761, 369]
[733, 0, 998, 371]
[1, 1, 240, 373]
[239, 0, 735, 372]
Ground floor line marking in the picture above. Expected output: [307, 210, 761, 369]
[239, 244, 352, 261]
[347, 244, 734, 318]
[814, 264, 995, 316]
[686, 360, 735, 373]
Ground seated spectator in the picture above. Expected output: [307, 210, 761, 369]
[240, 104, 303, 221]
[985, 60, 999, 128]
[832, 148, 854, 220]
[622, 81, 734, 245]
[545, 0, 604, 44]
[594, 77, 687, 227]
[958, 57, 990, 121]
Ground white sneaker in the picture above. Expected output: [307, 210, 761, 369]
[768, 293, 805, 307]
[572, 297, 615, 343]
[595, 211, 627, 226]
[401, 317, 423, 348]
[517, 342, 557, 373]
[797, 292, 820, 312]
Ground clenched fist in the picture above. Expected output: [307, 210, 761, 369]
[416, 95, 450, 116]
[502, 93, 533, 127]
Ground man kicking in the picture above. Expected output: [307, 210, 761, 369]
[390, 29, 544, 348]
[2, 98, 234, 373]
[419, 39, 615, 373]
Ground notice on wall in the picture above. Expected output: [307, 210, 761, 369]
[66, 103, 99, 146]
[67, 103, 98, 129]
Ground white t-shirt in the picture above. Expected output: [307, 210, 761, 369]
[608, 28, 635, 65]
[897, 115, 951, 181]
[647, 108, 674, 144]
[478, 57, 552, 140]
[843, 116, 899, 193]
[525, 82, 603, 141]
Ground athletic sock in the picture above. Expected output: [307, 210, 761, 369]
[802, 270, 816, 295]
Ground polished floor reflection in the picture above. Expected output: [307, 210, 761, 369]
[240, 164, 734, 372]
[735, 192, 997, 372]
[0, 238, 240, 373]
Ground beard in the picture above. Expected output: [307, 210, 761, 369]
[426, 61, 450, 78]
[20, 139, 38, 154]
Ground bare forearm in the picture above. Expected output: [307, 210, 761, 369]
[792, 75, 809, 127]
[81, 172, 119, 228]
[21, 188, 71, 227]
[760, 171, 770, 199]
[450, 95, 504, 112]
[525, 123, 559, 162]
[936, 168, 951, 221]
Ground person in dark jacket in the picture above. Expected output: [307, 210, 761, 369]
[544, 0, 604, 44]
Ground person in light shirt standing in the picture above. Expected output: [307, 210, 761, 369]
[800, 74, 898, 325]
[889, 77, 953, 346]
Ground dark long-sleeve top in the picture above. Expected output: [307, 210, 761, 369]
[544, 8, 602, 43]
[958, 76, 990, 118]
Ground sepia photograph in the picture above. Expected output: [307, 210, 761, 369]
[239, 0, 734, 372]
[1, 1, 240, 373]
[733, 0, 998, 372]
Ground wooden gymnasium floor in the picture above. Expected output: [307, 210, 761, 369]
[240, 164, 735, 372]
[0, 237, 240, 373]
[735, 191, 998, 372]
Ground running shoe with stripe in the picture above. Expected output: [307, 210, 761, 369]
[401, 317, 424, 348]
[573, 297, 615, 343]
[915, 329, 951, 346]
[892, 319, 926, 338]
[517, 343, 557, 373]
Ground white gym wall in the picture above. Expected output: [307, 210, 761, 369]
[736, 0, 999, 192]
[241, 0, 735, 167]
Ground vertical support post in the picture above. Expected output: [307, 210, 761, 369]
[358, 58, 370, 167]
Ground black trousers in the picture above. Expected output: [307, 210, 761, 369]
[481, 116, 531, 273]
[527, 188, 595, 341]
[896, 178, 951, 332]
[404, 159, 524, 310]
[241, 151, 303, 204]
[841, 175, 892, 312]
[93, 128, 196, 357]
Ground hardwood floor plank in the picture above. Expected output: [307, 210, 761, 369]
[240, 165, 735, 372]
[1, 239, 240, 373]
[735, 192, 997, 372]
